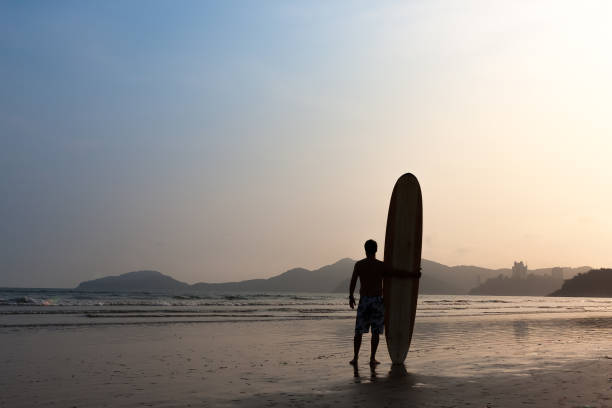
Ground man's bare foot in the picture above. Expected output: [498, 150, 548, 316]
[350, 359, 358, 365]
[369, 359, 380, 366]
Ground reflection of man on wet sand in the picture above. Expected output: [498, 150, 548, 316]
[349, 239, 420, 366]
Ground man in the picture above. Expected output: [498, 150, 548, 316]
[349, 239, 420, 366]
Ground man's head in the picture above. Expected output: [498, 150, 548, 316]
[364, 239, 377, 258]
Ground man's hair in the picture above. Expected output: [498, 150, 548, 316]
[364, 239, 377, 255]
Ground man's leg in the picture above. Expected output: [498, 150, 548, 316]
[369, 297, 384, 366]
[370, 332, 380, 365]
[350, 333, 362, 365]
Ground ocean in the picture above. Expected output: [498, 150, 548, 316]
[2, 288, 612, 328]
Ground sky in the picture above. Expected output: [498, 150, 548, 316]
[2, 1, 612, 287]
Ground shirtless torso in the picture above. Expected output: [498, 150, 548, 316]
[349, 257, 388, 297]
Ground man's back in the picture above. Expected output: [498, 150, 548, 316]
[353, 258, 387, 297]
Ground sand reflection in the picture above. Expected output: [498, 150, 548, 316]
[352, 362, 414, 383]
[513, 320, 529, 340]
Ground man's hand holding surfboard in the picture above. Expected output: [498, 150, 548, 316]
[348, 266, 419, 311]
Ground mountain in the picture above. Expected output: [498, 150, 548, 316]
[549, 269, 612, 297]
[76, 270, 190, 292]
[418, 260, 504, 294]
[192, 259, 509, 295]
[191, 258, 355, 293]
[469, 274, 564, 296]
[75, 260, 595, 295]
[468, 266, 593, 296]
[528, 266, 591, 279]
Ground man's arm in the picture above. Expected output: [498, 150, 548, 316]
[349, 264, 358, 309]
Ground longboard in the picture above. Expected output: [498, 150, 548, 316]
[383, 173, 422, 365]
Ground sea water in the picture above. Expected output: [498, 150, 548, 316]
[1, 288, 612, 328]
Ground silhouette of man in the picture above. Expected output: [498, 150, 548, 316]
[349, 239, 420, 366]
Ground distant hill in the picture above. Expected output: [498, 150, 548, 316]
[192, 258, 561, 295]
[193, 258, 492, 295]
[191, 258, 355, 293]
[469, 274, 564, 296]
[419, 260, 504, 294]
[528, 266, 591, 279]
[75, 260, 594, 295]
[429, 264, 590, 294]
[468, 266, 592, 296]
[77, 270, 190, 292]
[549, 269, 612, 297]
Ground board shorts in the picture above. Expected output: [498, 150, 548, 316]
[355, 295, 384, 335]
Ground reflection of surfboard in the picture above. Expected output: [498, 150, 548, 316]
[384, 173, 422, 365]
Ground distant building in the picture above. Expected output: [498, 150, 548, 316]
[512, 261, 528, 279]
[551, 267, 564, 280]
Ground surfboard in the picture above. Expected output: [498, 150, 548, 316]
[383, 173, 422, 365]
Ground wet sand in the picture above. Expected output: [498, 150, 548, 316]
[1, 315, 611, 407]
[232, 359, 612, 408]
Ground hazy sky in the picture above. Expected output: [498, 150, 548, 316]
[2, 1, 612, 287]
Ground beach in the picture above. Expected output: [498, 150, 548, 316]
[1, 293, 611, 407]
[6, 2, 612, 407]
